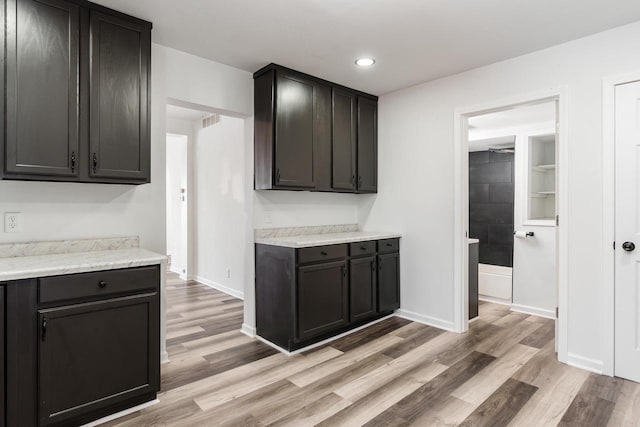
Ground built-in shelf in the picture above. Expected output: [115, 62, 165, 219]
[528, 134, 556, 222]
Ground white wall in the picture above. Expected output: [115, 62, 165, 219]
[166, 134, 188, 276]
[193, 116, 247, 298]
[360, 21, 640, 372]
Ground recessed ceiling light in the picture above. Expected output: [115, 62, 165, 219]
[355, 58, 375, 67]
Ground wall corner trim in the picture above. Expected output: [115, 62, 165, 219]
[240, 323, 256, 338]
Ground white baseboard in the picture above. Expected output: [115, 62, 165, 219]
[394, 309, 456, 332]
[510, 303, 556, 319]
[241, 323, 256, 338]
[81, 399, 158, 427]
[161, 350, 170, 364]
[479, 295, 512, 306]
[195, 275, 244, 300]
[257, 314, 396, 356]
[567, 353, 604, 375]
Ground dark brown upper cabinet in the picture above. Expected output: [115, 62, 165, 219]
[332, 89, 356, 191]
[4, 0, 80, 178]
[254, 64, 378, 193]
[0, 0, 152, 184]
[89, 10, 151, 182]
[357, 97, 378, 193]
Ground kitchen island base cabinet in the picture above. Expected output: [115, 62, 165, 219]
[5, 265, 160, 427]
[256, 239, 400, 352]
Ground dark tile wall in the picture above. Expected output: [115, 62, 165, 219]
[469, 151, 514, 267]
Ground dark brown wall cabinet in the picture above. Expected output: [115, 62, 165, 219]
[4, 265, 160, 427]
[255, 238, 399, 351]
[254, 64, 378, 193]
[0, 0, 152, 184]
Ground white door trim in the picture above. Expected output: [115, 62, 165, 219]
[602, 71, 640, 377]
[453, 86, 569, 365]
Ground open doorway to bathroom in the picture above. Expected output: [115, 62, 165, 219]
[455, 93, 566, 359]
[468, 102, 557, 320]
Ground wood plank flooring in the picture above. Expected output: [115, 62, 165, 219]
[105, 274, 640, 427]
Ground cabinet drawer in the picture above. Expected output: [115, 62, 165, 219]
[298, 244, 348, 264]
[38, 266, 159, 304]
[350, 241, 376, 257]
[378, 238, 399, 253]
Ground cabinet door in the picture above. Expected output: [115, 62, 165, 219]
[297, 261, 348, 341]
[332, 89, 356, 190]
[38, 293, 159, 426]
[357, 97, 378, 193]
[378, 252, 400, 312]
[274, 73, 315, 188]
[89, 11, 150, 181]
[5, 0, 80, 177]
[350, 256, 377, 323]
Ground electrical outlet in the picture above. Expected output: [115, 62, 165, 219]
[4, 212, 22, 233]
[225, 268, 231, 279]
[264, 211, 273, 225]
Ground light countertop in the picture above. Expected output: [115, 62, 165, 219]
[0, 248, 166, 282]
[255, 231, 402, 248]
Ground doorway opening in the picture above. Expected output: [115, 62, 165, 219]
[166, 132, 189, 278]
[467, 102, 557, 321]
[165, 102, 247, 300]
[453, 88, 569, 364]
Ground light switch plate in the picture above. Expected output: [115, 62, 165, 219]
[4, 212, 22, 233]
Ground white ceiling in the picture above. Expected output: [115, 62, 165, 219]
[96, 0, 640, 95]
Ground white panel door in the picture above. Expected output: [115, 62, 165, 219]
[615, 81, 640, 383]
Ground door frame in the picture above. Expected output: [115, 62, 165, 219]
[453, 86, 569, 365]
[602, 71, 640, 377]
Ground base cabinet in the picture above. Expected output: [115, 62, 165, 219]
[378, 252, 400, 312]
[256, 238, 400, 351]
[297, 261, 349, 341]
[5, 265, 160, 427]
[349, 256, 377, 323]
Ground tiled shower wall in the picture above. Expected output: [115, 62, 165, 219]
[469, 150, 514, 267]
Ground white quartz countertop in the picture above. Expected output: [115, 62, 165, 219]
[0, 248, 166, 282]
[255, 231, 402, 248]
[468, 238, 480, 244]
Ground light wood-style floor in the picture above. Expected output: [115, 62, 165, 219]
[106, 274, 640, 427]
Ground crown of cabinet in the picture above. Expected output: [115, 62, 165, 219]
[0, 0, 152, 184]
[254, 64, 378, 193]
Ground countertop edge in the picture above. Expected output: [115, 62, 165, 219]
[0, 249, 166, 282]
[254, 233, 403, 249]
